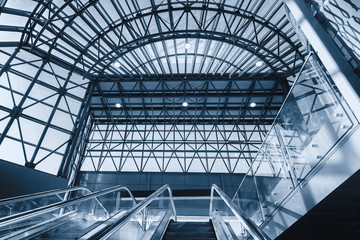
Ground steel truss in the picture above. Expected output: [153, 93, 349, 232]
[0, 0, 308, 176]
[19, 0, 304, 77]
[91, 73, 288, 125]
[81, 121, 270, 174]
[0, 48, 89, 175]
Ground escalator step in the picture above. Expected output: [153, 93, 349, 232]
[162, 221, 217, 239]
[167, 222, 212, 228]
[166, 226, 214, 232]
[163, 237, 217, 240]
[163, 232, 216, 238]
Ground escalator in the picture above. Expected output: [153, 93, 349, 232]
[0, 184, 270, 240]
[0, 185, 136, 240]
[162, 221, 216, 240]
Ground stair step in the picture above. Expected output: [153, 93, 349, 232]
[163, 237, 217, 240]
[163, 232, 216, 238]
[166, 226, 214, 232]
[167, 222, 212, 228]
[162, 221, 217, 240]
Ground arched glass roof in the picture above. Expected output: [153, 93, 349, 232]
[0, 0, 307, 175]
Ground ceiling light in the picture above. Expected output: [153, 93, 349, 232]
[113, 62, 121, 68]
[249, 102, 256, 108]
[182, 102, 188, 107]
[184, 42, 192, 50]
[255, 61, 263, 67]
[115, 103, 121, 108]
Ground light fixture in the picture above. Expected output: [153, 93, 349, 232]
[255, 61, 263, 67]
[115, 103, 121, 108]
[184, 42, 192, 50]
[182, 101, 188, 107]
[113, 62, 121, 68]
[249, 102, 256, 108]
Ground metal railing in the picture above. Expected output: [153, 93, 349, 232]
[0, 186, 92, 206]
[210, 184, 271, 240]
[0, 185, 136, 228]
[82, 184, 176, 240]
[0, 186, 110, 218]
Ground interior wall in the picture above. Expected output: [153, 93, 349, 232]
[77, 171, 245, 197]
[0, 160, 68, 199]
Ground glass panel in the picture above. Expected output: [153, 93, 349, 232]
[211, 190, 257, 240]
[232, 174, 263, 225]
[0, 188, 90, 219]
[106, 189, 175, 240]
[0, 188, 134, 239]
[233, 53, 358, 223]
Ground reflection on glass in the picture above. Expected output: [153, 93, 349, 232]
[0, 188, 134, 239]
[106, 189, 175, 240]
[233, 52, 357, 223]
[0, 188, 90, 220]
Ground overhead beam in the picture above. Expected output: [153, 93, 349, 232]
[92, 92, 284, 99]
[90, 106, 281, 111]
[94, 118, 275, 125]
[93, 73, 288, 82]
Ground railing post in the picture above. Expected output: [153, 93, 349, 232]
[141, 207, 148, 231]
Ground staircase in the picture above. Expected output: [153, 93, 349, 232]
[162, 220, 217, 239]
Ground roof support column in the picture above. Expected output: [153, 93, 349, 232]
[58, 82, 95, 182]
[284, 0, 360, 119]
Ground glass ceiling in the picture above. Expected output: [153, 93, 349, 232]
[0, 0, 307, 176]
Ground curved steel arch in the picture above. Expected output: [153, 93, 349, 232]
[22, 1, 304, 78]
[87, 30, 293, 77]
[121, 52, 249, 75]
[27, 2, 299, 51]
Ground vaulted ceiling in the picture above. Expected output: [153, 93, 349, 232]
[0, 0, 307, 175]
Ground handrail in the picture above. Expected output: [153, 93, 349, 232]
[0, 186, 93, 206]
[210, 184, 271, 240]
[82, 184, 176, 240]
[0, 186, 110, 217]
[0, 185, 136, 228]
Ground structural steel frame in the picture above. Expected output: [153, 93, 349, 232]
[0, 0, 307, 177]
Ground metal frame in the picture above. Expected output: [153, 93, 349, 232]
[21, 1, 304, 76]
[81, 122, 270, 173]
[0, 0, 308, 176]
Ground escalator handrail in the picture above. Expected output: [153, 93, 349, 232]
[0, 185, 136, 228]
[83, 184, 177, 240]
[0, 186, 110, 217]
[0, 186, 93, 206]
[210, 184, 271, 240]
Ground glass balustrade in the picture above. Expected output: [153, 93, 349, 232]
[105, 189, 175, 240]
[0, 186, 135, 239]
[232, 52, 358, 224]
[0, 187, 91, 220]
